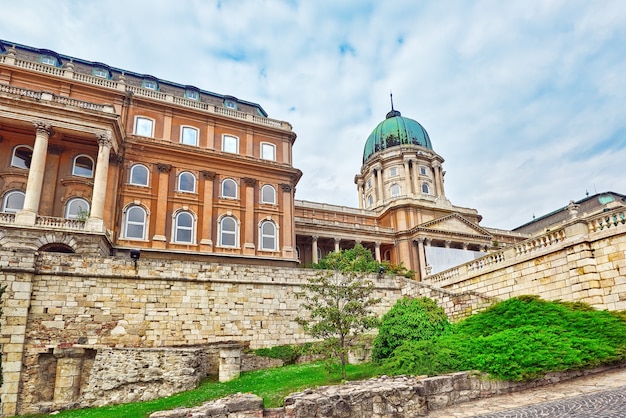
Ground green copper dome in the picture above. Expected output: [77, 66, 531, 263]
[363, 109, 433, 163]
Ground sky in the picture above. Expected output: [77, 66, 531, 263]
[1, 0, 625, 230]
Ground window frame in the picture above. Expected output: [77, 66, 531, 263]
[180, 126, 199, 146]
[11, 145, 33, 169]
[389, 167, 398, 177]
[72, 155, 94, 178]
[390, 183, 400, 197]
[224, 100, 238, 110]
[221, 178, 238, 199]
[123, 205, 147, 240]
[184, 89, 199, 100]
[219, 216, 238, 247]
[92, 68, 110, 79]
[40, 55, 57, 66]
[422, 183, 430, 194]
[419, 166, 428, 176]
[65, 197, 90, 220]
[173, 210, 195, 244]
[142, 79, 158, 91]
[222, 135, 239, 154]
[177, 171, 197, 193]
[261, 142, 276, 161]
[259, 220, 278, 251]
[1, 190, 25, 214]
[129, 164, 150, 186]
[261, 184, 276, 205]
[134, 116, 155, 137]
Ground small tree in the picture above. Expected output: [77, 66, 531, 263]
[297, 244, 381, 379]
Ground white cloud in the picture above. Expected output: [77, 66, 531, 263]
[1, 0, 625, 230]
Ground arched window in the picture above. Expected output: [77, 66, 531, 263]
[221, 178, 238, 198]
[422, 183, 430, 194]
[261, 184, 276, 204]
[219, 216, 238, 247]
[174, 211, 195, 244]
[367, 195, 374, 207]
[11, 146, 33, 169]
[130, 164, 149, 186]
[295, 246, 301, 259]
[178, 172, 196, 193]
[390, 184, 400, 197]
[259, 220, 277, 251]
[73, 155, 94, 177]
[124, 205, 147, 239]
[317, 247, 323, 261]
[65, 198, 90, 220]
[181, 126, 199, 146]
[1, 190, 25, 213]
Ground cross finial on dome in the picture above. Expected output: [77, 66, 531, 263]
[390, 92, 394, 111]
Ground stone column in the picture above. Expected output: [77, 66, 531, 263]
[412, 161, 420, 197]
[15, 121, 52, 226]
[416, 238, 426, 280]
[432, 161, 442, 197]
[280, 184, 295, 258]
[39, 145, 64, 215]
[152, 164, 171, 246]
[200, 171, 216, 250]
[312, 235, 319, 264]
[219, 345, 241, 382]
[356, 179, 364, 209]
[375, 165, 384, 204]
[374, 242, 381, 261]
[243, 177, 257, 255]
[403, 159, 412, 196]
[334, 237, 341, 253]
[53, 348, 85, 405]
[85, 132, 113, 232]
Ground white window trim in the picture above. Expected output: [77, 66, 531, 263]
[261, 142, 276, 161]
[222, 134, 239, 154]
[65, 198, 90, 219]
[259, 220, 278, 251]
[72, 154, 95, 178]
[422, 183, 430, 194]
[218, 215, 239, 248]
[11, 145, 33, 169]
[390, 183, 400, 197]
[177, 172, 197, 193]
[2, 190, 25, 213]
[134, 116, 155, 137]
[129, 164, 150, 186]
[123, 205, 148, 240]
[221, 178, 238, 199]
[173, 210, 196, 244]
[185, 89, 199, 100]
[389, 167, 398, 177]
[180, 126, 199, 146]
[261, 184, 276, 205]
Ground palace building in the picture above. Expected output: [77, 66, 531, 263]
[0, 39, 532, 280]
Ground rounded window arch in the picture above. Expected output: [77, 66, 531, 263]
[295, 246, 301, 260]
[123, 205, 147, 239]
[65, 197, 90, 220]
[178, 171, 196, 193]
[219, 215, 238, 247]
[390, 183, 400, 197]
[174, 210, 195, 243]
[261, 184, 276, 204]
[259, 220, 278, 251]
[11, 145, 33, 169]
[367, 195, 374, 207]
[221, 178, 238, 199]
[422, 183, 430, 194]
[73, 155, 94, 177]
[130, 164, 149, 186]
[1, 190, 25, 213]
[317, 247, 323, 261]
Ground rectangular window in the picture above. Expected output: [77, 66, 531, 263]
[181, 126, 198, 146]
[420, 166, 428, 175]
[389, 167, 398, 177]
[134, 117, 154, 137]
[223, 135, 239, 154]
[92, 68, 108, 78]
[261, 143, 276, 161]
[142, 80, 158, 90]
[185, 90, 199, 100]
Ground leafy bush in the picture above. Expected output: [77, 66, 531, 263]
[380, 296, 626, 381]
[372, 297, 452, 361]
[254, 345, 299, 364]
[313, 243, 414, 278]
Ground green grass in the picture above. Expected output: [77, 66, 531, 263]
[22, 362, 380, 418]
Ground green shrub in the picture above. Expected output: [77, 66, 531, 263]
[380, 338, 462, 376]
[372, 297, 452, 362]
[254, 345, 299, 364]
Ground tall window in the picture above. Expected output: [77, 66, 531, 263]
[420, 166, 428, 175]
[134, 117, 154, 137]
[65, 198, 90, 219]
[221, 178, 238, 198]
[1, 190, 25, 213]
[124, 206, 147, 239]
[422, 183, 430, 194]
[73, 155, 94, 177]
[219, 216, 238, 247]
[222, 135, 238, 154]
[261, 143, 275, 161]
[317, 247, 323, 261]
[389, 167, 398, 177]
[367, 195, 374, 206]
[129, 164, 149, 186]
[390, 184, 400, 197]
[178, 172, 196, 193]
[174, 211, 194, 243]
[259, 220, 277, 251]
[181, 126, 199, 146]
[11, 146, 33, 169]
[261, 184, 276, 204]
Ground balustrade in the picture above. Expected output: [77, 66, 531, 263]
[587, 210, 626, 232]
[0, 213, 16, 224]
[15, 59, 65, 76]
[35, 216, 85, 231]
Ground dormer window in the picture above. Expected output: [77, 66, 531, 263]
[142, 79, 158, 91]
[224, 100, 237, 110]
[92, 68, 110, 78]
[40, 55, 58, 66]
[185, 89, 199, 100]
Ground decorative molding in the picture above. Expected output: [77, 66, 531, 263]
[109, 154, 123, 165]
[33, 121, 52, 137]
[47, 144, 65, 155]
[201, 170, 216, 180]
[157, 163, 172, 173]
[243, 177, 257, 187]
[280, 183, 293, 193]
[96, 131, 113, 148]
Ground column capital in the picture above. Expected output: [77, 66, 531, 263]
[33, 121, 52, 136]
[201, 170, 216, 180]
[311, 235, 319, 241]
[374, 241, 381, 248]
[157, 163, 172, 173]
[334, 237, 341, 244]
[243, 177, 257, 187]
[280, 183, 293, 192]
[96, 131, 113, 148]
